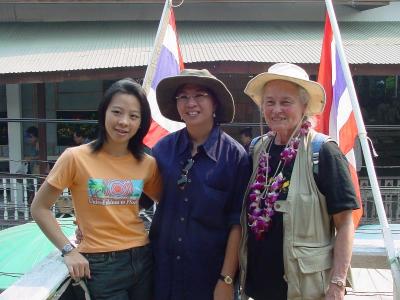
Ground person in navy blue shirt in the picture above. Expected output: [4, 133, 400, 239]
[150, 69, 251, 300]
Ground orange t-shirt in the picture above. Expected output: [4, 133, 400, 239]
[47, 144, 162, 253]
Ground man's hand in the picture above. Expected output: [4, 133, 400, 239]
[213, 279, 234, 300]
[63, 249, 91, 281]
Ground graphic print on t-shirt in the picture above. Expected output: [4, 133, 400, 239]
[87, 178, 143, 205]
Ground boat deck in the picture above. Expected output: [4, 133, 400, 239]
[0, 224, 399, 299]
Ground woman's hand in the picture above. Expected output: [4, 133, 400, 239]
[213, 280, 234, 300]
[63, 249, 91, 281]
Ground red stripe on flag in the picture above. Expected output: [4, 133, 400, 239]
[144, 120, 170, 148]
[317, 13, 363, 228]
[315, 16, 333, 134]
[349, 163, 363, 228]
[338, 111, 358, 155]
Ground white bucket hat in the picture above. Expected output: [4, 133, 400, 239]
[244, 63, 326, 116]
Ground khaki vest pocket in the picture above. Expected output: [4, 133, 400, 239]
[293, 193, 332, 245]
[294, 246, 333, 274]
[293, 193, 316, 242]
[288, 247, 332, 299]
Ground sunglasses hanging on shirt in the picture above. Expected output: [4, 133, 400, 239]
[177, 158, 195, 190]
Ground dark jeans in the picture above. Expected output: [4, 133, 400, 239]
[83, 244, 153, 300]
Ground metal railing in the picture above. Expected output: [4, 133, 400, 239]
[1, 176, 399, 226]
[361, 186, 400, 224]
[0, 176, 39, 222]
[0, 176, 70, 228]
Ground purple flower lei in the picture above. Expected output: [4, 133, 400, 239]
[248, 121, 311, 240]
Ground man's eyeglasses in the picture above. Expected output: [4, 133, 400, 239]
[175, 93, 209, 103]
[177, 158, 195, 190]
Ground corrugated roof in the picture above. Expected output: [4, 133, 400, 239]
[179, 21, 400, 64]
[0, 21, 399, 74]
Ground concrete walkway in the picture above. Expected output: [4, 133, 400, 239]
[346, 268, 393, 299]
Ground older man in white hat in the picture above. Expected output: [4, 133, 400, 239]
[239, 63, 360, 300]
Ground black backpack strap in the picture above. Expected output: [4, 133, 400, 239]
[311, 133, 330, 177]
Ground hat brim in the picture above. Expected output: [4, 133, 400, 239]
[244, 73, 326, 116]
[156, 75, 235, 123]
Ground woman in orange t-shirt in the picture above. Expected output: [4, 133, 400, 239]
[31, 78, 162, 300]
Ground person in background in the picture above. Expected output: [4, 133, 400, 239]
[72, 128, 90, 146]
[239, 63, 360, 300]
[239, 127, 253, 153]
[151, 69, 251, 300]
[31, 78, 162, 300]
[24, 126, 40, 175]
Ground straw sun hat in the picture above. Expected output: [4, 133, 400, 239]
[244, 63, 326, 116]
[156, 69, 235, 123]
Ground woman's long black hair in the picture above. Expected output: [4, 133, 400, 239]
[90, 78, 151, 161]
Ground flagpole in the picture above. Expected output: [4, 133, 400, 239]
[324, 0, 400, 293]
[142, 0, 171, 94]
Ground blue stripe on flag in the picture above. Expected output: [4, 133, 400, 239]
[151, 46, 181, 90]
[332, 49, 347, 120]
[334, 50, 347, 102]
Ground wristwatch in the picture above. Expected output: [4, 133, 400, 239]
[219, 274, 233, 285]
[330, 277, 346, 288]
[61, 243, 75, 257]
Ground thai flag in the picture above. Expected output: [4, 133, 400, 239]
[143, 7, 185, 148]
[316, 13, 363, 227]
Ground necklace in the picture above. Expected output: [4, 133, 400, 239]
[248, 121, 311, 240]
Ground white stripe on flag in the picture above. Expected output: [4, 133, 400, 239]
[329, 40, 338, 141]
[148, 88, 185, 133]
[345, 148, 357, 169]
[164, 25, 181, 64]
[336, 88, 353, 134]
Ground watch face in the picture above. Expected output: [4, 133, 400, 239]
[64, 244, 74, 252]
[224, 276, 233, 284]
[331, 278, 345, 287]
[62, 243, 75, 256]
[220, 274, 233, 285]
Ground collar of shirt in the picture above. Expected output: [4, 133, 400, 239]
[177, 126, 220, 162]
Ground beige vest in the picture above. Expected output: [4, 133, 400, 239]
[240, 130, 336, 300]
